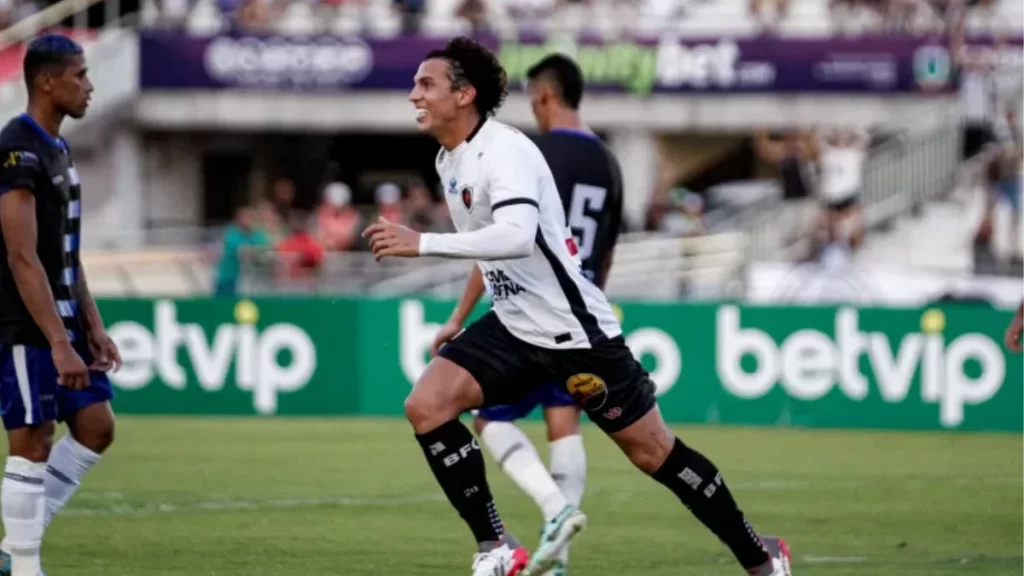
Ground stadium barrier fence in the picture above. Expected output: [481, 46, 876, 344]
[96, 296, 1022, 432]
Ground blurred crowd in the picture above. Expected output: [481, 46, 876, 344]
[0, 0, 39, 29]
[213, 176, 451, 295]
[154, 0, 1020, 38]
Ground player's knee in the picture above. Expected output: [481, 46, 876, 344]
[625, 440, 674, 475]
[472, 415, 489, 436]
[404, 392, 446, 433]
[79, 419, 115, 454]
[544, 408, 580, 442]
[7, 425, 55, 463]
[69, 405, 116, 454]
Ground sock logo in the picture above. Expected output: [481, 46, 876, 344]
[428, 442, 446, 456]
[442, 439, 480, 468]
[703, 473, 722, 498]
[678, 467, 703, 491]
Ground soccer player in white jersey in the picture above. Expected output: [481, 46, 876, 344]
[362, 37, 793, 576]
[429, 54, 620, 576]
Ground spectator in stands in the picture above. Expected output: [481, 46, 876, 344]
[505, 0, 557, 31]
[235, 0, 273, 30]
[316, 181, 363, 251]
[456, 0, 489, 32]
[750, 0, 790, 32]
[645, 187, 707, 237]
[394, 0, 426, 33]
[257, 176, 297, 244]
[277, 212, 326, 281]
[214, 206, 272, 296]
[981, 107, 1023, 265]
[754, 129, 817, 248]
[404, 180, 447, 233]
[812, 127, 869, 253]
[374, 182, 404, 223]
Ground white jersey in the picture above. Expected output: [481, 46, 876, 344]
[817, 139, 866, 204]
[420, 119, 621, 349]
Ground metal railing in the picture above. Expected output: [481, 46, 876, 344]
[228, 230, 750, 300]
[743, 121, 963, 261]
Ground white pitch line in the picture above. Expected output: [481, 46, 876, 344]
[62, 493, 446, 517]
[803, 556, 870, 564]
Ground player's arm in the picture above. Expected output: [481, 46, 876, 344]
[74, 267, 103, 334]
[753, 130, 784, 165]
[1005, 300, 1024, 353]
[420, 146, 539, 260]
[431, 264, 487, 356]
[452, 264, 485, 326]
[0, 189, 71, 347]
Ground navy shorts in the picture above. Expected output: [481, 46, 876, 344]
[0, 343, 114, 430]
[476, 381, 577, 422]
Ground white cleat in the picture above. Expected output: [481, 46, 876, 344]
[751, 536, 792, 576]
[472, 541, 530, 576]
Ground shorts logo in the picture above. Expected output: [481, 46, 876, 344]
[461, 186, 473, 211]
[566, 373, 608, 411]
[603, 407, 622, 420]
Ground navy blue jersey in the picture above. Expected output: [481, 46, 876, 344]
[0, 114, 84, 347]
[532, 129, 624, 288]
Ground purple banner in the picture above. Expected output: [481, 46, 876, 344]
[139, 32, 969, 94]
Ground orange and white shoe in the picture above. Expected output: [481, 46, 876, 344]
[753, 536, 792, 576]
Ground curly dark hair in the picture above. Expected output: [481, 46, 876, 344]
[426, 37, 509, 118]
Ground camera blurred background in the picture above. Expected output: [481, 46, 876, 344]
[0, 0, 1016, 307]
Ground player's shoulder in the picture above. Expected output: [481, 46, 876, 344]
[480, 120, 544, 168]
[483, 120, 535, 151]
[0, 117, 41, 153]
[536, 130, 611, 160]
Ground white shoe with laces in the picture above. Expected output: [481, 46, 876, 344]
[471, 538, 530, 576]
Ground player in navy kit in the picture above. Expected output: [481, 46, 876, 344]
[426, 54, 623, 576]
[0, 35, 120, 576]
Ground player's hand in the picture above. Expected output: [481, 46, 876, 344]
[52, 341, 89, 390]
[87, 328, 122, 372]
[1004, 308, 1024, 353]
[430, 319, 463, 357]
[362, 217, 421, 261]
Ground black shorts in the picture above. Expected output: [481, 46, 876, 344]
[963, 123, 994, 160]
[439, 311, 657, 434]
[824, 195, 859, 212]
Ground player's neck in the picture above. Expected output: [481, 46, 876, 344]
[24, 103, 63, 139]
[438, 113, 485, 151]
[546, 110, 585, 133]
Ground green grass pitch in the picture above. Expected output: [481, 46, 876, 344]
[26, 417, 1023, 575]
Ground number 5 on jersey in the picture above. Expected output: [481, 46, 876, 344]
[567, 184, 607, 262]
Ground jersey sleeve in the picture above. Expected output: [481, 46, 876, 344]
[0, 149, 42, 195]
[419, 203, 537, 260]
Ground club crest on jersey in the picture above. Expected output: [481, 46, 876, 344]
[461, 186, 473, 211]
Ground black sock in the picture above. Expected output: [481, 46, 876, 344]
[652, 438, 770, 570]
[415, 419, 504, 544]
